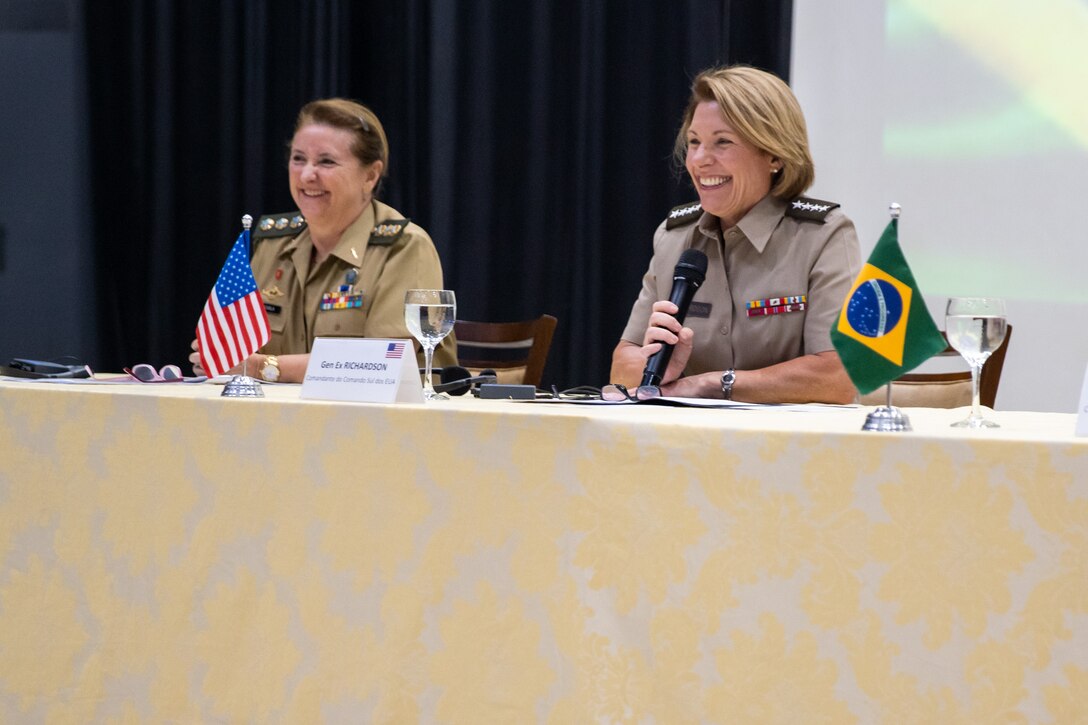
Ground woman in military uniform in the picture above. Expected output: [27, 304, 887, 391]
[610, 66, 861, 403]
[190, 98, 456, 383]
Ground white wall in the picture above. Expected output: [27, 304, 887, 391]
[792, 0, 1088, 412]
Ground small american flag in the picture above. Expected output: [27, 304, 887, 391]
[196, 228, 271, 378]
[385, 341, 406, 359]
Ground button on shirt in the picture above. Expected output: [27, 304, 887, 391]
[620, 194, 861, 376]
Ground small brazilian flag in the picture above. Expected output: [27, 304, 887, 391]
[830, 219, 946, 395]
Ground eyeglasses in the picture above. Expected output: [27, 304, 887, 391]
[531, 385, 602, 400]
[600, 383, 662, 402]
[124, 364, 184, 383]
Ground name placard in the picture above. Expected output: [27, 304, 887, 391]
[1076, 362, 1088, 437]
[300, 338, 423, 404]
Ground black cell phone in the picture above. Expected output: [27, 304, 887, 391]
[9, 358, 74, 375]
[3, 358, 91, 379]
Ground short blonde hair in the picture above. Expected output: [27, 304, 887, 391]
[673, 66, 814, 200]
[294, 98, 389, 185]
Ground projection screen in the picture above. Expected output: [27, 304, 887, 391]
[792, 0, 1088, 412]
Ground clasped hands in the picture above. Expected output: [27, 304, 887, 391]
[188, 338, 248, 378]
[188, 339, 210, 377]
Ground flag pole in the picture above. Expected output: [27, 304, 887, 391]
[240, 214, 253, 379]
[861, 203, 912, 432]
[221, 214, 265, 398]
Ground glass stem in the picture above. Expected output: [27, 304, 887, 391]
[422, 345, 436, 394]
[969, 363, 982, 420]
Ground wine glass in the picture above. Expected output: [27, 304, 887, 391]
[945, 297, 1007, 428]
[405, 289, 456, 401]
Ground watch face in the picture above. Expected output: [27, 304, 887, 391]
[721, 370, 735, 398]
[262, 362, 280, 382]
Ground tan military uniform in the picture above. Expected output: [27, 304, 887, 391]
[620, 194, 861, 375]
[251, 199, 457, 369]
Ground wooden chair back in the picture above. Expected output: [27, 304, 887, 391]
[453, 314, 558, 387]
[859, 324, 1012, 408]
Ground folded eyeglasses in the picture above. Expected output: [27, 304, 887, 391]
[600, 383, 661, 401]
[124, 364, 184, 383]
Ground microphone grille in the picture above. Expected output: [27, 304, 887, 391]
[675, 248, 708, 283]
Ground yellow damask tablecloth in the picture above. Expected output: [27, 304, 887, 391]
[0, 378, 1085, 723]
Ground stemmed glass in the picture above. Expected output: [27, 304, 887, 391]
[405, 289, 456, 401]
[945, 297, 1007, 428]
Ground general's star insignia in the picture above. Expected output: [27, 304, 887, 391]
[669, 203, 701, 219]
[792, 200, 830, 213]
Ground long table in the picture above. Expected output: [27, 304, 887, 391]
[0, 378, 1086, 722]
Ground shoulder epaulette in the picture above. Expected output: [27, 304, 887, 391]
[254, 212, 306, 239]
[368, 219, 409, 247]
[785, 197, 840, 222]
[665, 201, 702, 230]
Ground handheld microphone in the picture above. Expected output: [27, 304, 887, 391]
[640, 248, 708, 388]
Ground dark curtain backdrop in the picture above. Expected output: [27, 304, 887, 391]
[84, 0, 792, 388]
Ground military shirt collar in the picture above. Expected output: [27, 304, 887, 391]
[328, 203, 377, 266]
[696, 194, 786, 254]
[279, 201, 378, 266]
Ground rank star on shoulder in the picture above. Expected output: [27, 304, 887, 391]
[670, 203, 700, 218]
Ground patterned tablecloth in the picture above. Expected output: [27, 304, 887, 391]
[0, 379, 1086, 722]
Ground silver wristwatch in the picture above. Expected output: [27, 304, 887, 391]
[720, 368, 736, 400]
